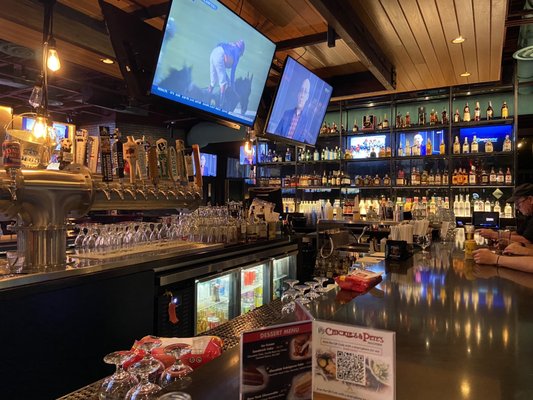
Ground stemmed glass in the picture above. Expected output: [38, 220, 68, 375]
[98, 350, 138, 400]
[281, 287, 298, 314]
[313, 276, 329, 294]
[294, 284, 311, 305]
[417, 232, 432, 254]
[125, 358, 162, 400]
[134, 336, 165, 384]
[283, 279, 299, 290]
[159, 343, 194, 390]
[304, 281, 321, 301]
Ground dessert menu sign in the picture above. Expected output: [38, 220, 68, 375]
[313, 320, 395, 400]
[240, 320, 313, 400]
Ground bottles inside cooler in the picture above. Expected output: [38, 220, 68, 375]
[241, 264, 266, 314]
[196, 273, 233, 334]
[454, 196, 514, 218]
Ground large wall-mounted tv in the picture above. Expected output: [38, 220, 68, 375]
[264, 56, 333, 146]
[151, 0, 276, 127]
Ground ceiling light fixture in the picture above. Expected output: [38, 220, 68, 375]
[452, 36, 465, 44]
[46, 37, 61, 72]
[460, 72, 471, 77]
[101, 58, 115, 64]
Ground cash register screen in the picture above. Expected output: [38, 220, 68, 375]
[473, 211, 500, 228]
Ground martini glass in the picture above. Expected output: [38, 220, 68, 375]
[294, 284, 311, 305]
[125, 359, 162, 400]
[313, 276, 329, 294]
[134, 336, 165, 384]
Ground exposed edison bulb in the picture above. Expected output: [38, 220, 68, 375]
[47, 48, 61, 72]
[32, 116, 48, 139]
[244, 140, 253, 154]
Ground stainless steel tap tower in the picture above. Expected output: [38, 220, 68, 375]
[0, 167, 202, 273]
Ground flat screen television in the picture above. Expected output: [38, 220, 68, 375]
[264, 56, 333, 146]
[459, 124, 512, 152]
[192, 152, 217, 177]
[151, 0, 276, 127]
[239, 145, 256, 165]
[348, 135, 387, 158]
[397, 129, 445, 156]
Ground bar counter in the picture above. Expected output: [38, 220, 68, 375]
[67, 241, 533, 400]
[0, 237, 298, 400]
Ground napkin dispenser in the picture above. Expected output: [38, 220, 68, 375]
[385, 240, 410, 261]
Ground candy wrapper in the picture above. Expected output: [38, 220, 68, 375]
[334, 270, 382, 293]
[126, 335, 223, 370]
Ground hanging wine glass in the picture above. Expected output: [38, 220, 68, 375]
[98, 350, 138, 400]
[159, 343, 194, 390]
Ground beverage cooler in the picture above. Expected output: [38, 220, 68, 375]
[195, 270, 239, 334]
[240, 262, 269, 315]
[272, 252, 298, 300]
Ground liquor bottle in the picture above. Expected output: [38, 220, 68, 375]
[481, 168, 489, 185]
[405, 112, 411, 127]
[430, 109, 436, 125]
[383, 174, 391, 186]
[489, 167, 497, 185]
[454, 108, 461, 123]
[398, 143, 404, 157]
[377, 117, 383, 130]
[272, 150, 278, 163]
[464, 194, 471, 217]
[418, 106, 426, 125]
[471, 135, 479, 153]
[505, 167, 512, 185]
[442, 107, 448, 124]
[313, 148, 319, 161]
[421, 169, 429, 185]
[374, 174, 382, 186]
[285, 148, 291, 162]
[442, 168, 449, 185]
[426, 137, 432, 155]
[412, 168, 421, 186]
[352, 119, 359, 133]
[484, 198, 492, 212]
[502, 135, 512, 152]
[386, 146, 392, 157]
[429, 196, 437, 216]
[494, 201, 502, 216]
[462, 137, 470, 154]
[474, 101, 481, 121]
[322, 170, 327, 186]
[452, 168, 458, 185]
[457, 194, 465, 217]
[439, 138, 446, 155]
[435, 169, 442, 185]
[332, 121, 339, 133]
[501, 101, 509, 119]
[397, 169, 405, 186]
[486, 101, 494, 120]
[370, 147, 377, 158]
[463, 102, 471, 122]
[383, 114, 389, 129]
[405, 139, 411, 156]
[453, 194, 460, 216]
[378, 146, 386, 158]
[497, 168, 504, 184]
[340, 124, 346, 134]
[395, 113, 402, 129]
[428, 170, 435, 185]
[504, 203, 513, 218]
[453, 136, 461, 154]
[485, 140, 493, 153]
[469, 165, 477, 185]
[443, 196, 450, 209]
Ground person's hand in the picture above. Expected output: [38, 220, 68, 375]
[503, 242, 530, 256]
[476, 229, 497, 240]
[473, 248, 498, 265]
[472, 264, 499, 279]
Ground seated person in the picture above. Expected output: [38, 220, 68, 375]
[477, 183, 533, 245]
[473, 245, 533, 273]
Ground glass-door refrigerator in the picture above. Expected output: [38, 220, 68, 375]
[272, 252, 298, 300]
[195, 270, 238, 335]
[240, 262, 269, 315]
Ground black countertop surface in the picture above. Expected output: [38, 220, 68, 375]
[184, 242, 533, 400]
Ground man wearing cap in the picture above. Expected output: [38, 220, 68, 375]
[209, 40, 245, 106]
[478, 183, 533, 244]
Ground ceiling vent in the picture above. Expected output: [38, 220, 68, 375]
[0, 40, 35, 60]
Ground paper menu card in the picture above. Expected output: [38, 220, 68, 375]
[313, 320, 395, 400]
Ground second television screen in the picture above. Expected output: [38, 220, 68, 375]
[265, 56, 333, 146]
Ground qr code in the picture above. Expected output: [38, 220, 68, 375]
[336, 350, 366, 385]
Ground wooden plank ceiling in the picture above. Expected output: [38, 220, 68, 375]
[0, 0, 512, 113]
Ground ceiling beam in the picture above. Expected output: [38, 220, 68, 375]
[275, 32, 340, 52]
[307, 0, 395, 91]
[326, 71, 386, 98]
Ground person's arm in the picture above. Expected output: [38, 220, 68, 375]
[473, 248, 533, 273]
[477, 228, 531, 245]
[503, 242, 533, 256]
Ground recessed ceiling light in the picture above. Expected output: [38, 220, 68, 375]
[452, 36, 465, 44]
[460, 72, 471, 77]
[101, 58, 115, 64]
